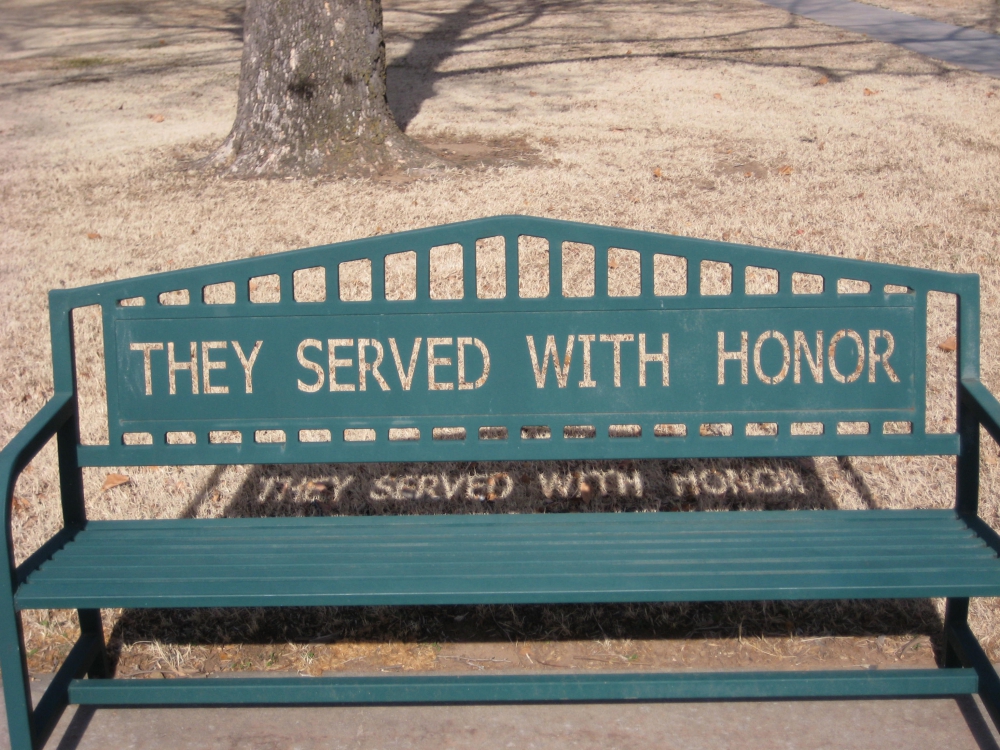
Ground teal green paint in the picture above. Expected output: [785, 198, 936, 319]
[114, 307, 916, 421]
[67, 669, 978, 705]
[1, 216, 999, 748]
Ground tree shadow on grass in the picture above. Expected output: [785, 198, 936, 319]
[385, 0, 962, 130]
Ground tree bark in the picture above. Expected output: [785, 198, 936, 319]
[206, 0, 439, 178]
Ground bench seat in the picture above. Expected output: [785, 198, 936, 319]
[17, 509, 1000, 610]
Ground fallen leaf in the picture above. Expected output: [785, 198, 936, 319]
[987, 91, 996, 98]
[818, 142, 825, 150]
[778, 165, 793, 176]
[12, 497, 29, 512]
[101, 473, 130, 491]
[722, 232, 731, 241]
[626, 50, 633, 56]
[744, 171, 753, 178]
[306, 481, 328, 492]
[208, 490, 222, 503]
[528, 91, 537, 97]
[608, 258, 619, 268]
[713, 93, 722, 99]
[652, 167, 662, 178]
[938, 336, 957, 352]
[863, 88, 879, 96]
[149, 113, 165, 122]
[814, 76, 829, 86]
[87, 232, 101, 240]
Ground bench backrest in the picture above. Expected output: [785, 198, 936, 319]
[48, 216, 979, 468]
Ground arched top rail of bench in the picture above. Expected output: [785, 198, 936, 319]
[47, 216, 979, 467]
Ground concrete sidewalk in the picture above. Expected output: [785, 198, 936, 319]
[3, 674, 1000, 750]
[756, 0, 1000, 77]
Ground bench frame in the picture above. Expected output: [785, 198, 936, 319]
[3, 215, 1000, 749]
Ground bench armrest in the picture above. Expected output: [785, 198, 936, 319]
[0, 393, 76, 566]
[961, 378, 1000, 447]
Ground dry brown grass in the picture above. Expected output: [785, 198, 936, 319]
[2, 0, 1000, 677]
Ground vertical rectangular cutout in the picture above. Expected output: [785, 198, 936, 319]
[700, 261, 732, 296]
[430, 243, 464, 300]
[792, 272, 824, 294]
[72, 304, 109, 446]
[608, 248, 640, 297]
[249, 275, 280, 303]
[745, 267, 778, 295]
[385, 251, 417, 301]
[518, 235, 549, 298]
[475, 236, 506, 299]
[203, 282, 236, 304]
[339, 259, 372, 301]
[926, 291, 957, 434]
[654, 254, 687, 296]
[293, 267, 326, 302]
[562, 242, 595, 297]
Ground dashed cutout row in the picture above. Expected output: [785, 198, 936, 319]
[121, 420, 914, 446]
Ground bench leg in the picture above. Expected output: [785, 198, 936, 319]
[77, 609, 108, 679]
[944, 597, 969, 669]
[945, 597, 1000, 729]
[0, 597, 36, 750]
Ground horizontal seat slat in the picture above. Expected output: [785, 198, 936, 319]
[64, 526, 977, 543]
[45, 549, 996, 570]
[33, 555, 998, 581]
[78, 509, 967, 531]
[19, 571, 1000, 609]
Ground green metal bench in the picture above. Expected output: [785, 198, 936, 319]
[3, 215, 1000, 748]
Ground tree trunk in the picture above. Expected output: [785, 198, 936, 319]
[206, 0, 439, 178]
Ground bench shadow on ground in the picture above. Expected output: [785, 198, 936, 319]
[106, 457, 948, 679]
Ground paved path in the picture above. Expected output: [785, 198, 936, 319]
[757, 0, 1000, 77]
[3, 673, 1000, 749]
